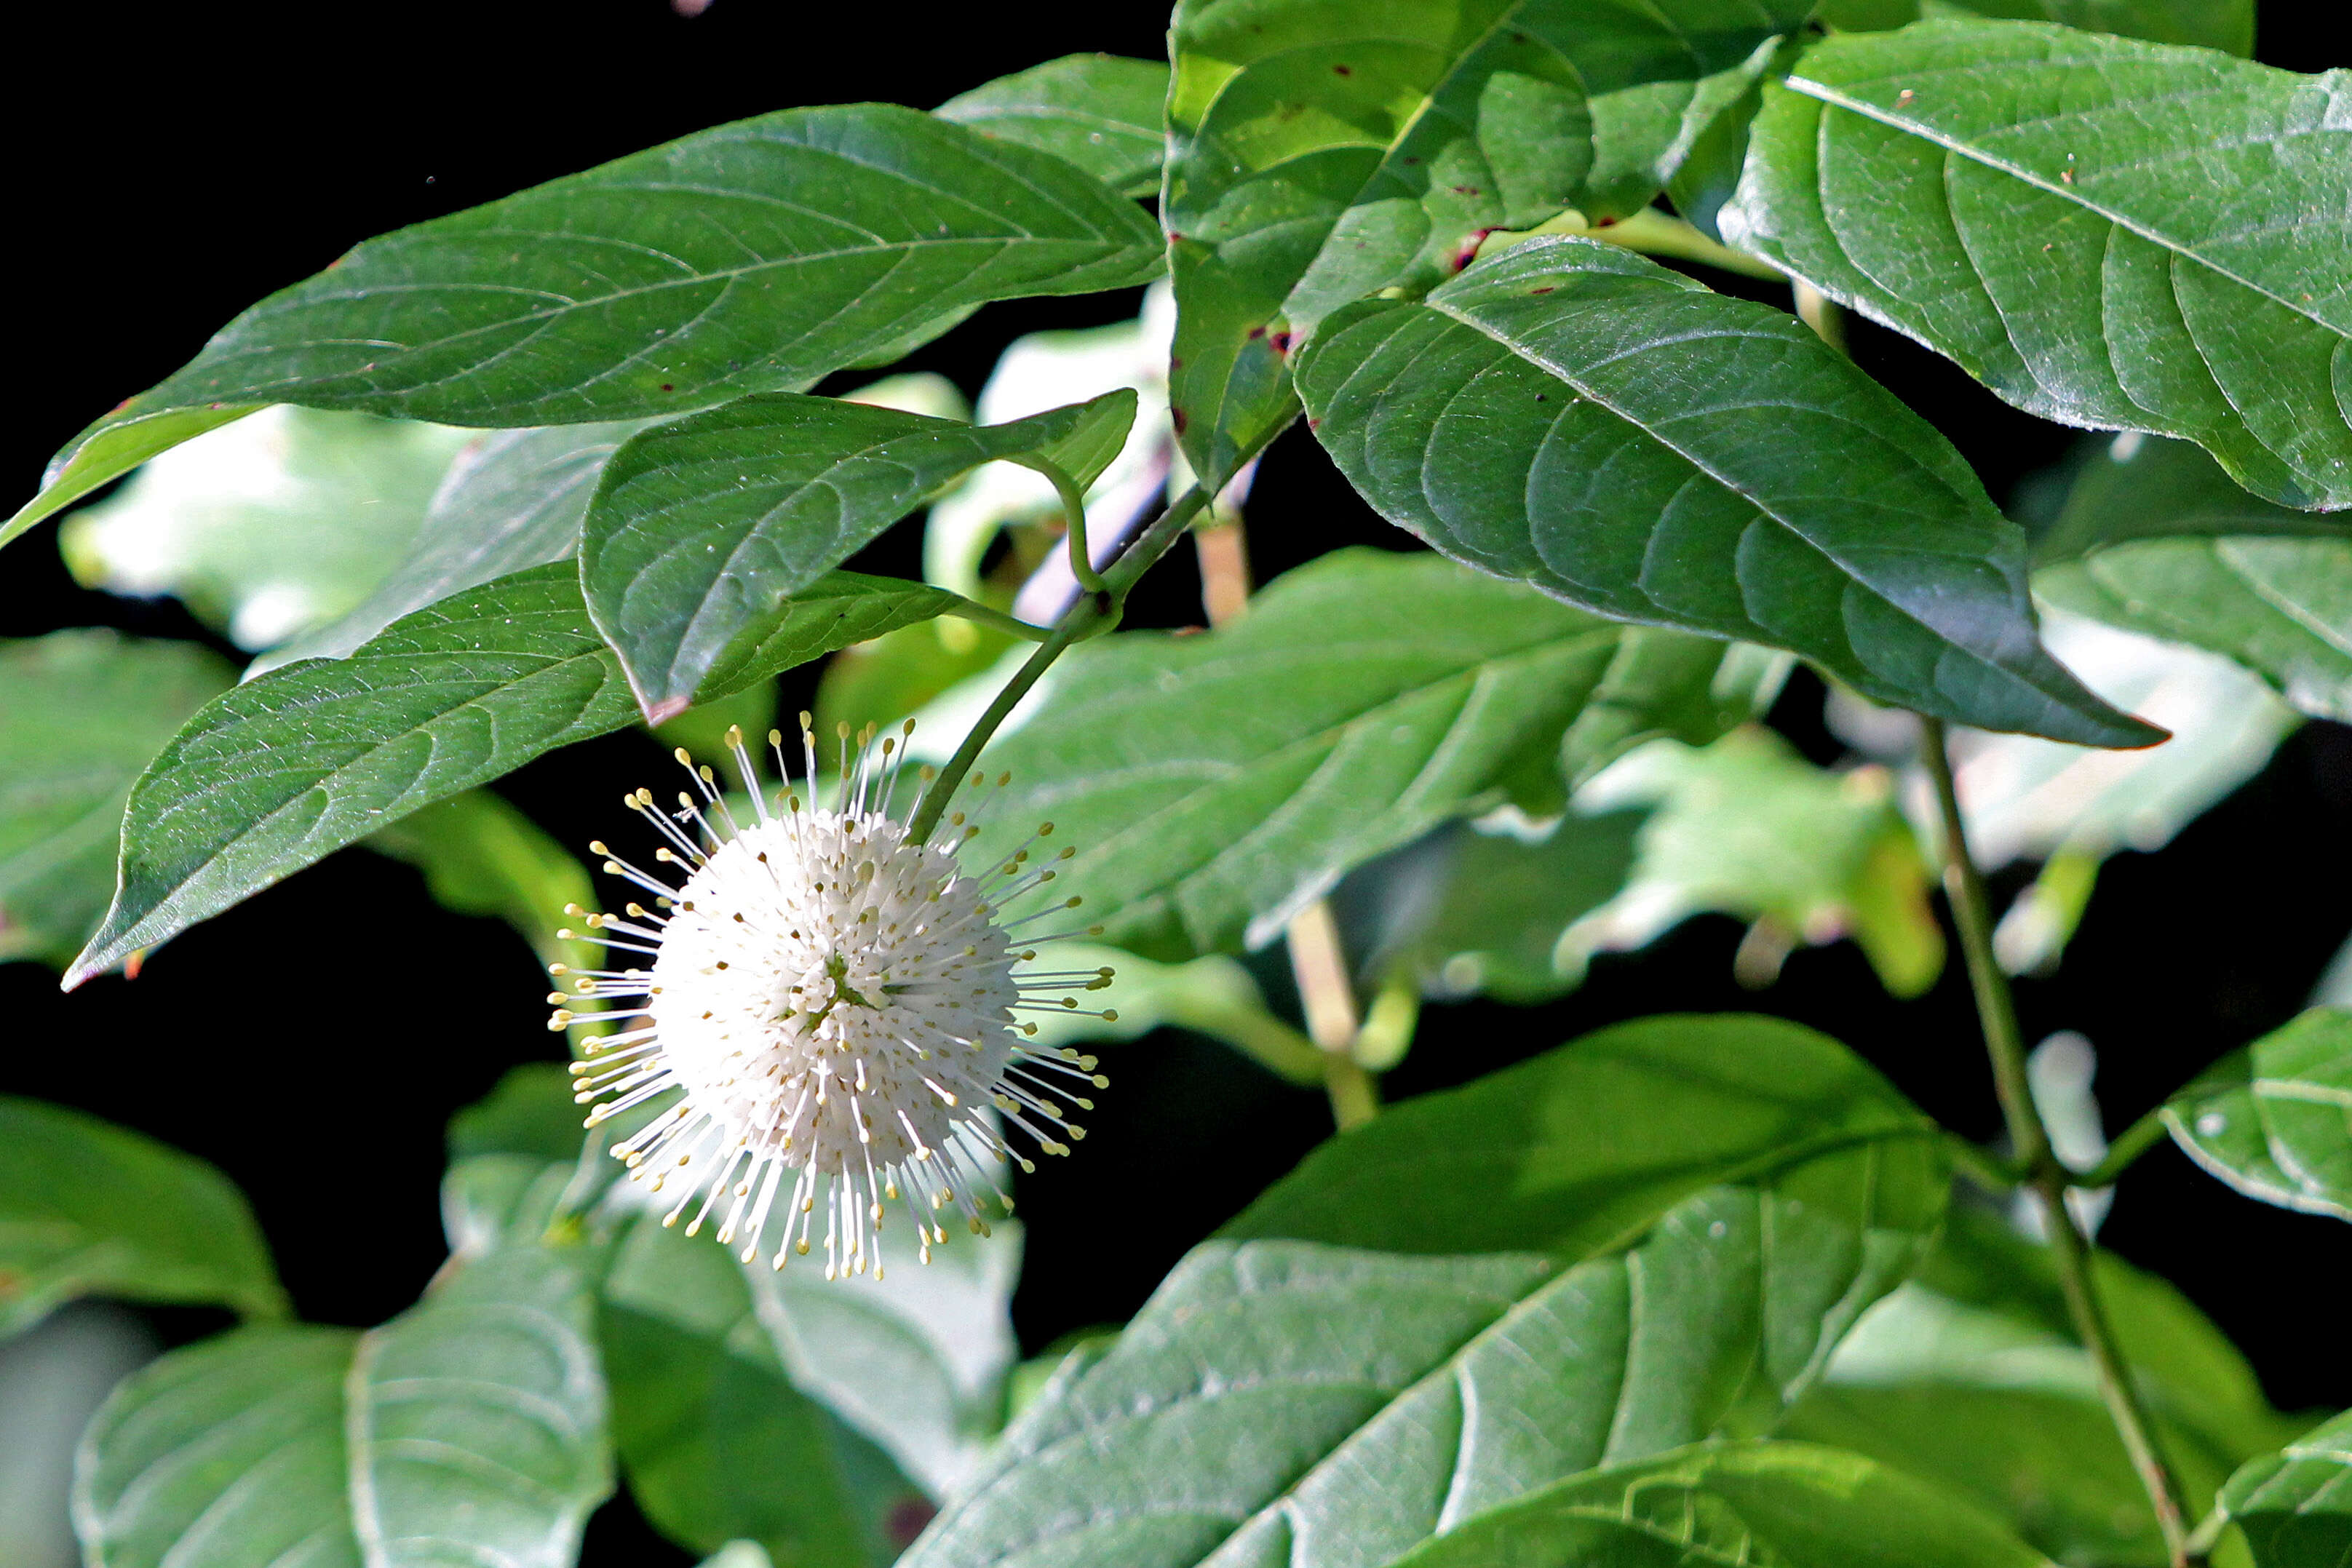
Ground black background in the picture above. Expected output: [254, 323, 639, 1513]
[4, 4, 2348, 1559]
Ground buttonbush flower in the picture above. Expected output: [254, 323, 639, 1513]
[555, 719, 1114, 1280]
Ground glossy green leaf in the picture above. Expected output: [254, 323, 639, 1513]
[1557, 629, 1795, 789]
[2217, 1407, 2352, 1568]
[0, 1098, 284, 1337]
[72, 1326, 364, 1568]
[365, 788, 598, 976]
[581, 389, 1133, 716]
[1296, 236, 2157, 746]
[936, 55, 1169, 196]
[1163, 0, 1813, 486]
[68, 564, 960, 985]
[259, 420, 648, 672]
[1815, 0, 2252, 52]
[2041, 538, 2352, 725]
[601, 1217, 926, 1568]
[1386, 1439, 2049, 1568]
[2165, 1008, 2352, 1222]
[975, 549, 1657, 962]
[1787, 1206, 2299, 1565]
[909, 1015, 1945, 1568]
[1723, 23, 2352, 509]
[6, 104, 1164, 546]
[58, 407, 474, 653]
[1564, 728, 1944, 997]
[74, 1243, 607, 1568]
[0, 632, 231, 968]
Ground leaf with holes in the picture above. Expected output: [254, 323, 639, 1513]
[1162, 0, 1814, 486]
[5, 104, 1164, 546]
[0, 1097, 284, 1338]
[1723, 22, 2352, 509]
[2164, 1008, 2352, 1222]
[902, 1014, 1947, 1568]
[937, 55, 1169, 196]
[68, 564, 961, 985]
[581, 389, 1133, 717]
[975, 549, 1658, 962]
[1295, 236, 2156, 746]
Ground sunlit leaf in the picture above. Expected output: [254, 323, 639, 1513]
[7, 105, 1164, 546]
[1297, 236, 2158, 746]
[1724, 23, 2352, 509]
[2215, 1406, 2352, 1568]
[1164, 0, 1812, 485]
[937, 55, 1169, 196]
[2166, 1008, 2352, 1223]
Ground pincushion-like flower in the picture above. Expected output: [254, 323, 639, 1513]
[555, 720, 1113, 1280]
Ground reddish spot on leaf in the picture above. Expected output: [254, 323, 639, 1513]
[1594, 215, 1618, 228]
[1453, 228, 1498, 271]
[1401, 155, 1421, 165]
[1171, 407, 1188, 435]
[124, 950, 146, 979]
[1246, 325, 1266, 341]
[888, 1499, 939, 1548]
[1450, 185, 1481, 196]
[1268, 330, 1294, 356]
[1530, 286, 1556, 295]
[1332, 63, 1352, 76]
[1307, 416, 1322, 430]
[660, 383, 675, 391]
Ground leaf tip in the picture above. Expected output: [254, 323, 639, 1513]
[641, 694, 692, 727]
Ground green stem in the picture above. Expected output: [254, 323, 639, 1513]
[1009, 454, 1107, 596]
[938, 594, 1050, 642]
[906, 486, 1211, 844]
[1920, 717, 2193, 1568]
[2076, 1104, 2172, 1190]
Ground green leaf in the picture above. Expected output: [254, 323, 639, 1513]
[450, 1063, 595, 1169]
[1229, 1011, 1942, 1254]
[1163, 0, 1813, 486]
[2036, 434, 2351, 562]
[581, 389, 1133, 716]
[815, 618, 1017, 744]
[1348, 812, 1647, 1004]
[1786, 1206, 2300, 1565]
[68, 563, 959, 985]
[1295, 235, 2158, 747]
[2041, 538, 2352, 725]
[976, 549, 1653, 962]
[1385, 1439, 2049, 1568]
[910, 1015, 1945, 1568]
[2216, 1406, 2352, 1568]
[2164, 1007, 2352, 1222]
[1722, 22, 2352, 510]
[7, 104, 1164, 547]
[0, 1097, 284, 1337]
[601, 1216, 926, 1567]
[74, 1245, 608, 1568]
[72, 1326, 364, 1568]
[936, 55, 1169, 197]
[58, 407, 476, 652]
[258, 419, 649, 672]
[1566, 728, 1944, 998]
[365, 788, 598, 976]
[0, 632, 232, 968]
[1557, 629, 1795, 789]
[1815, 0, 2253, 53]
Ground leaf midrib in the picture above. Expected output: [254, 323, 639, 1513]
[1783, 73, 2345, 340]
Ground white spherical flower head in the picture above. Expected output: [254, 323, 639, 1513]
[555, 719, 1114, 1281]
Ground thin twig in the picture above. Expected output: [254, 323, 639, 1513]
[906, 486, 1211, 844]
[1193, 497, 1385, 1129]
[1920, 717, 2193, 1568]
